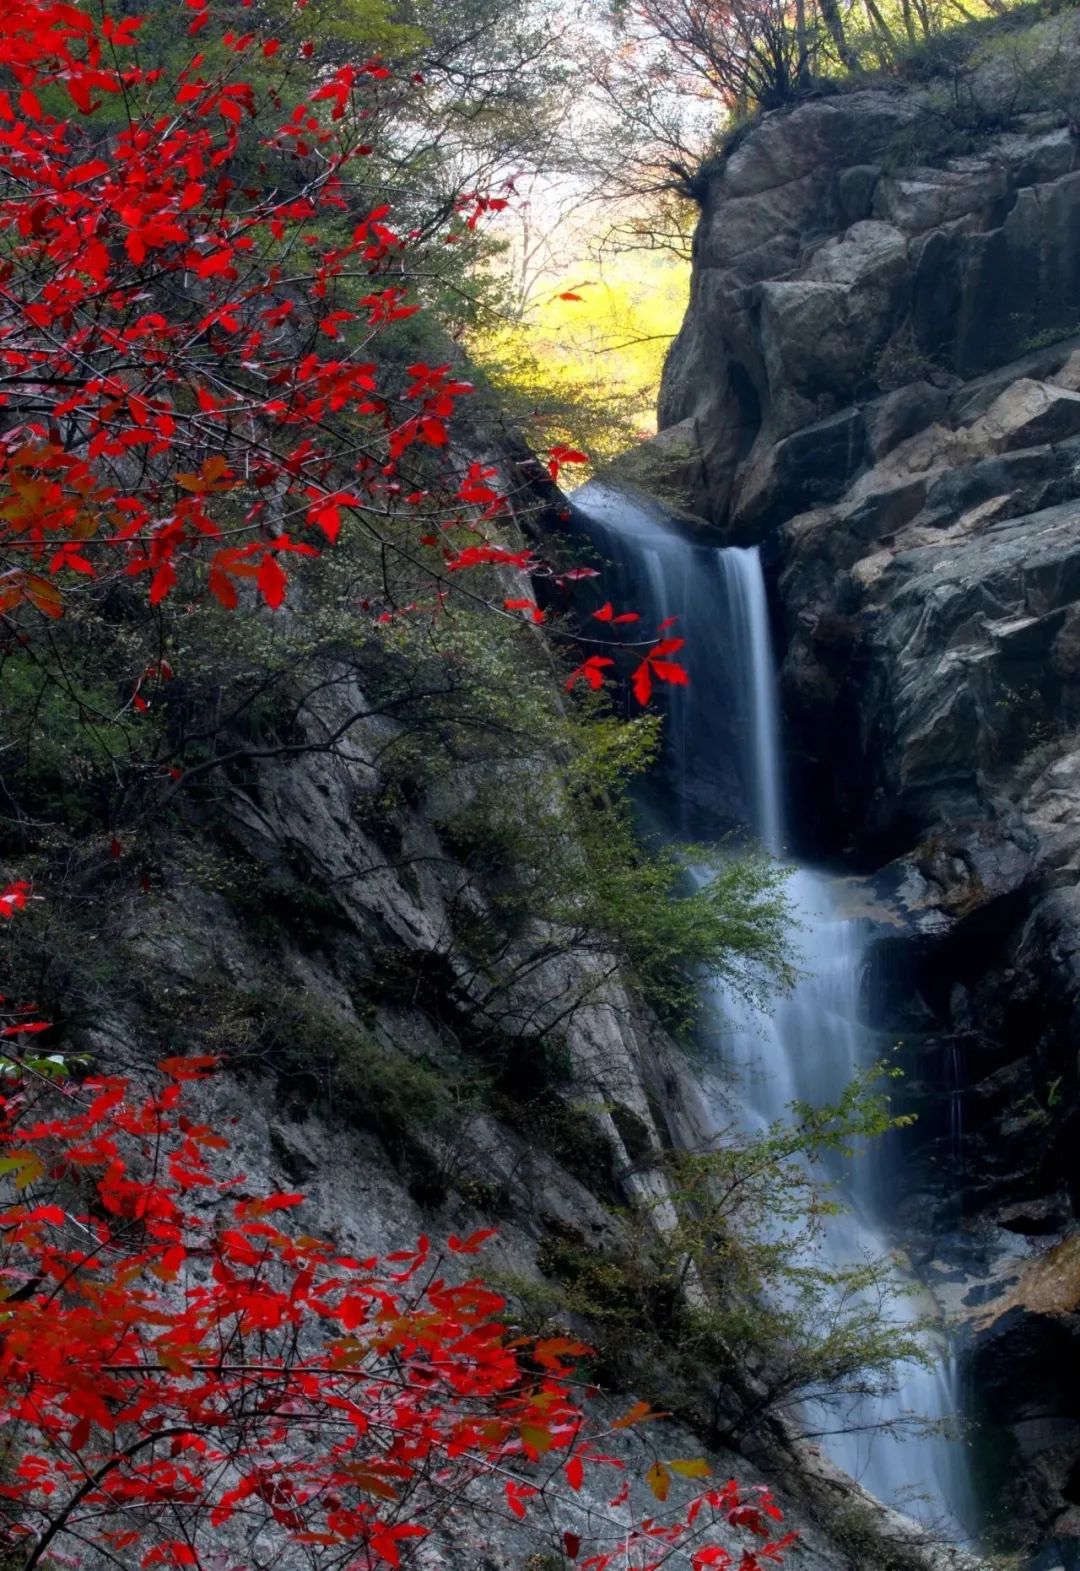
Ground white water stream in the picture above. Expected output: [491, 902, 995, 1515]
[575, 484, 973, 1537]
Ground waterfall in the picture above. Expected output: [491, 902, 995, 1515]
[714, 549, 783, 856]
[573, 485, 781, 843]
[574, 483, 974, 1538]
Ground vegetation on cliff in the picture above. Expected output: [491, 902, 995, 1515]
[2, 0, 1031, 1563]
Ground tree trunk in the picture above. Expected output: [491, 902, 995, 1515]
[861, 0, 897, 54]
[817, 0, 859, 69]
[795, 0, 811, 88]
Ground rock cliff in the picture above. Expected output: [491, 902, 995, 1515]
[619, 6, 1080, 1561]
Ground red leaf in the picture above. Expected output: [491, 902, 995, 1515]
[26, 575, 63, 620]
[592, 602, 614, 622]
[651, 660, 689, 686]
[0, 882, 31, 919]
[564, 1532, 582, 1558]
[257, 553, 287, 609]
[158, 1055, 219, 1081]
[20, 1205, 65, 1225]
[504, 598, 544, 623]
[150, 561, 177, 606]
[692, 1550, 733, 1570]
[566, 656, 614, 692]
[760, 1531, 799, 1561]
[142, 1544, 197, 1569]
[613, 1401, 655, 1430]
[254, 1191, 305, 1211]
[307, 492, 358, 544]
[418, 415, 448, 447]
[504, 1480, 535, 1520]
[160, 1243, 186, 1277]
[631, 660, 653, 706]
[446, 545, 533, 572]
[566, 1455, 584, 1490]
[208, 558, 239, 609]
[650, 637, 685, 659]
[447, 1227, 497, 1254]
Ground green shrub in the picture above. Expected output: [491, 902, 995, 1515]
[507, 1066, 927, 1433]
[437, 708, 793, 1033]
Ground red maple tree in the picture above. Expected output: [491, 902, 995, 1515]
[0, 1041, 796, 1571]
[0, 0, 684, 701]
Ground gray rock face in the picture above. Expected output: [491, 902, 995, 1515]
[776, 364, 1080, 853]
[642, 10, 1080, 530]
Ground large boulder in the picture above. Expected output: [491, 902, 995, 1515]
[757, 221, 911, 437]
[967, 1238, 1080, 1558]
[969, 379, 1080, 453]
[777, 368, 1080, 855]
[595, 418, 723, 530]
[731, 407, 868, 535]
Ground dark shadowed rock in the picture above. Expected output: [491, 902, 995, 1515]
[867, 381, 952, 460]
[732, 408, 867, 535]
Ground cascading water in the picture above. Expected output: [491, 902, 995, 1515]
[575, 482, 974, 1538]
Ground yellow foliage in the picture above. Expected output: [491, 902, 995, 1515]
[646, 1459, 671, 1501]
[669, 1458, 711, 1479]
[470, 245, 688, 467]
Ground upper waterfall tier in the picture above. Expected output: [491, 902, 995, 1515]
[574, 482, 783, 852]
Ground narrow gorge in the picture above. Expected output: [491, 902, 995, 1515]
[574, 489, 972, 1537]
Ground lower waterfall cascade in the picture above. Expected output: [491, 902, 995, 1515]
[575, 483, 976, 1539]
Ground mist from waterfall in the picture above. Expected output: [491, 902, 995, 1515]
[574, 483, 974, 1538]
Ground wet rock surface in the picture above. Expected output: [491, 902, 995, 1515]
[772, 341, 1080, 1567]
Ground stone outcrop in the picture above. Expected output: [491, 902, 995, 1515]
[778, 342, 1080, 861]
[645, 8, 1080, 534]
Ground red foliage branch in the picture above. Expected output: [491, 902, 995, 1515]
[0, 0, 685, 704]
[0, 1054, 795, 1571]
